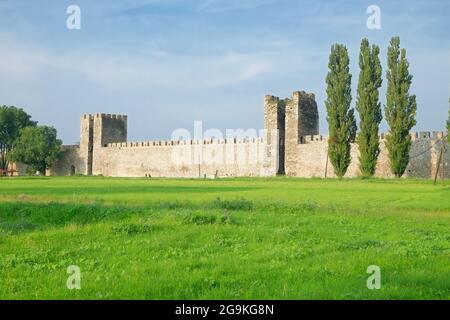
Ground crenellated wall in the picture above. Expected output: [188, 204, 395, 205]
[91, 138, 276, 178]
[51, 112, 279, 178]
[50, 90, 448, 179]
[286, 132, 449, 178]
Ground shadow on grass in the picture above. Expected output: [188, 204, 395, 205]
[1, 185, 260, 198]
[0, 198, 249, 234]
[0, 198, 322, 235]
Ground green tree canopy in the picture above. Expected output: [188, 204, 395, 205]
[356, 38, 383, 177]
[384, 37, 417, 177]
[325, 43, 357, 178]
[0, 106, 36, 171]
[9, 126, 62, 175]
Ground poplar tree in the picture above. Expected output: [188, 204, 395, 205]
[325, 44, 357, 178]
[385, 37, 417, 177]
[356, 38, 383, 177]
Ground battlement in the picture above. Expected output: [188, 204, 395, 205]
[81, 113, 128, 121]
[264, 95, 282, 104]
[93, 113, 127, 120]
[298, 131, 447, 144]
[385, 131, 445, 141]
[81, 114, 94, 120]
[300, 135, 327, 143]
[105, 137, 266, 148]
[292, 90, 316, 100]
[416, 131, 445, 140]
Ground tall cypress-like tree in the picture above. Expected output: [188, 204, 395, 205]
[325, 44, 357, 178]
[385, 37, 417, 177]
[356, 39, 383, 177]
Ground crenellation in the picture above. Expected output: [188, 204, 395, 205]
[299, 135, 328, 143]
[432, 131, 444, 139]
[264, 95, 281, 104]
[419, 131, 431, 139]
[51, 89, 448, 179]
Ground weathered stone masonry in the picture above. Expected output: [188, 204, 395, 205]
[50, 89, 449, 178]
[51, 112, 279, 178]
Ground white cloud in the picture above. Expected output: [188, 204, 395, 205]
[0, 36, 273, 92]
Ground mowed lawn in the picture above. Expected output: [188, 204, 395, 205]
[0, 176, 449, 299]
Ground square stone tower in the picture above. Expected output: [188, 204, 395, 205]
[264, 95, 285, 174]
[79, 114, 94, 175]
[93, 113, 127, 148]
[79, 113, 127, 175]
[285, 91, 319, 175]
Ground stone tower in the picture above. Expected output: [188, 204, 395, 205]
[264, 95, 285, 174]
[93, 113, 127, 148]
[79, 113, 127, 175]
[79, 114, 94, 175]
[285, 91, 319, 175]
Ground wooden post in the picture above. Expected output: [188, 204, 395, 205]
[442, 143, 446, 185]
[434, 144, 444, 186]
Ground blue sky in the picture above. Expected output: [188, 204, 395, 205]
[0, 0, 449, 144]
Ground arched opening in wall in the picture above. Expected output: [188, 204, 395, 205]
[70, 165, 76, 176]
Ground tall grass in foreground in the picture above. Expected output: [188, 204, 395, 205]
[0, 183, 449, 300]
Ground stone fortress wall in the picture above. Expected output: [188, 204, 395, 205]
[50, 89, 449, 179]
[288, 132, 449, 178]
[51, 113, 280, 178]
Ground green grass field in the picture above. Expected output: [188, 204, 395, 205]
[0, 176, 449, 299]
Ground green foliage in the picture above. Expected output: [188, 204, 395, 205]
[0, 177, 449, 299]
[325, 44, 357, 178]
[9, 126, 62, 174]
[111, 222, 154, 235]
[385, 37, 417, 177]
[212, 197, 254, 211]
[0, 106, 36, 171]
[356, 39, 383, 177]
